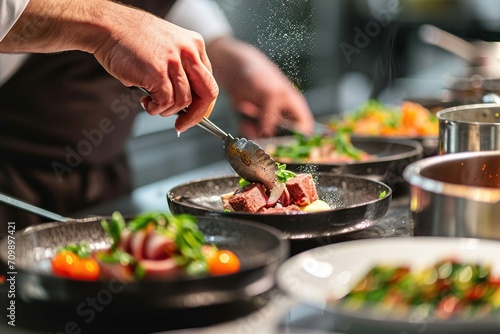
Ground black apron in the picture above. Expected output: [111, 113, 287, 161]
[0, 0, 176, 229]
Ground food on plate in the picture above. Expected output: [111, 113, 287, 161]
[265, 131, 373, 163]
[328, 99, 438, 137]
[221, 163, 331, 214]
[331, 258, 500, 319]
[51, 212, 241, 281]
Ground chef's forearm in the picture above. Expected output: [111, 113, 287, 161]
[0, 0, 141, 54]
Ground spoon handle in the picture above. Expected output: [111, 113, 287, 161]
[196, 117, 231, 141]
[0, 192, 71, 223]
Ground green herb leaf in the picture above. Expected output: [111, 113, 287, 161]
[239, 178, 250, 187]
[58, 242, 92, 258]
[332, 129, 363, 160]
[101, 211, 126, 251]
[275, 162, 296, 183]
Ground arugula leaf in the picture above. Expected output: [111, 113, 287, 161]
[97, 249, 136, 265]
[101, 211, 126, 251]
[171, 214, 206, 262]
[99, 211, 213, 278]
[273, 132, 321, 161]
[128, 211, 170, 231]
[275, 162, 296, 183]
[239, 178, 250, 187]
[58, 242, 92, 258]
[332, 129, 363, 160]
[273, 131, 365, 162]
[238, 163, 296, 186]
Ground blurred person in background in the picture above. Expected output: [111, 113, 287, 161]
[0, 0, 314, 229]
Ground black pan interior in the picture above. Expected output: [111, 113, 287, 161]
[0, 216, 287, 310]
[167, 173, 392, 241]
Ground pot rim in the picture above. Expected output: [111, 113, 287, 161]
[403, 151, 500, 203]
[436, 103, 500, 125]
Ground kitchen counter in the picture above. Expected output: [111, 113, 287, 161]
[1, 160, 413, 334]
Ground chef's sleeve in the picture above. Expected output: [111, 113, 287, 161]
[165, 0, 234, 44]
[0, 0, 31, 42]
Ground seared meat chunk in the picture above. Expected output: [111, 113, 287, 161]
[285, 174, 318, 206]
[229, 183, 268, 213]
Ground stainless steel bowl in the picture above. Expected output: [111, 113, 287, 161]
[403, 151, 500, 239]
[437, 103, 500, 154]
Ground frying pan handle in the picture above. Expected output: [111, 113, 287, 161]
[0, 192, 71, 223]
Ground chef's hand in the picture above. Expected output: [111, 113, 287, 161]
[92, 4, 219, 133]
[207, 36, 314, 138]
[0, 0, 218, 133]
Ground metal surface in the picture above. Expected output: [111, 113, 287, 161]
[0, 191, 71, 223]
[437, 103, 500, 154]
[403, 151, 500, 238]
[419, 24, 500, 78]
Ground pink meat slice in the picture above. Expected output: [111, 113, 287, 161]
[141, 258, 180, 278]
[145, 232, 175, 260]
[129, 228, 149, 260]
[286, 174, 318, 206]
[258, 204, 303, 214]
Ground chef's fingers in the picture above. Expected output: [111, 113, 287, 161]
[160, 61, 192, 116]
[175, 58, 218, 132]
[143, 78, 176, 116]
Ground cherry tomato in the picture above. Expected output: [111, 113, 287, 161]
[207, 250, 241, 276]
[74, 258, 101, 281]
[52, 251, 80, 278]
[52, 251, 100, 281]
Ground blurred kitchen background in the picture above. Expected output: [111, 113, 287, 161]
[126, 0, 500, 188]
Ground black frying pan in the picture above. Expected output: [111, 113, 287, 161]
[254, 136, 423, 196]
[167, 173, 392, 254]
[0, 215, 287, 332]
[317, 115, 438, 157]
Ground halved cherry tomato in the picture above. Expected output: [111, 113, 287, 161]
[74, 258, 101, 281]
[207, 250, 240, 276]
[52, 251, 80, 278]
[51, 251, 100, 281]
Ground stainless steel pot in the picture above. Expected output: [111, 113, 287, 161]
[403, 151, 500, 239]
[437, 103, 500, 154]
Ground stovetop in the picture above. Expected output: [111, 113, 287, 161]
[1, 159, 414, 334]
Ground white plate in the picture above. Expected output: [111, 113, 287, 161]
[276, 237, 500, 334]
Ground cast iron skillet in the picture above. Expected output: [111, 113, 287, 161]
[167, 173, 392, 254]
[254, 136, 423, 195]
[0, 215, 288, 331]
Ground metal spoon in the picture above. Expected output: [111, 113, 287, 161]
[138, 88, 278, 189]
[0, 191, 71, 222]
